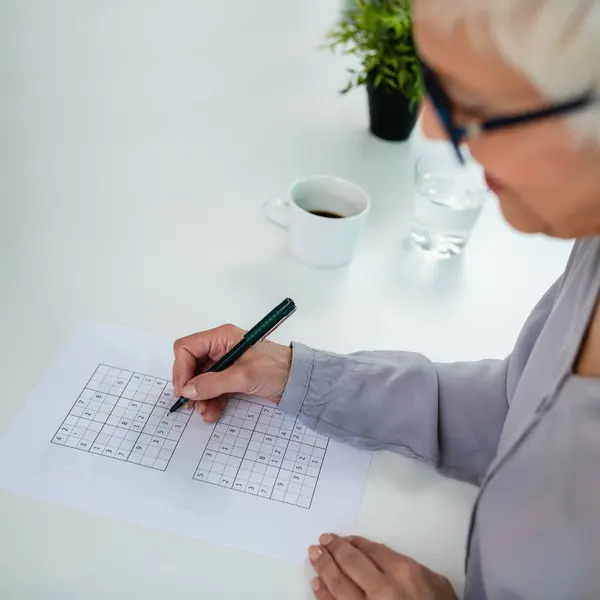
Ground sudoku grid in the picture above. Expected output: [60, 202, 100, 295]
[192, 397, 329, 508]
[51, 365, 192, 470]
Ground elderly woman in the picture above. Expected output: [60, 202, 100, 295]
[172, 1, 600, 598]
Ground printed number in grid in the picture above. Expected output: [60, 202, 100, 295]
[51, 365, 193, 471]
[193, 398, 329, 508]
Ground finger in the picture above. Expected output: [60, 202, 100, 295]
[308, 545, 363, 600]
[174, 357, 212, 399]
[311, 577, 335, 600]
[347, 536, 407, 574]
[172, 325, 243, 394]
[319, 534, 383, 595]
[180, 367, 248, 402]
[172, 342, 198, 396]
[193, 397, 226, 421]
[203, 396, 229, 423]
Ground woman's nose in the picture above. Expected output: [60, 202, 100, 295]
[421, 98, 447, 141]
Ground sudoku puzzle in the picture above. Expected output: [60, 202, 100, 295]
[51, 365, 192, 470]
[192, 397, 329, 508]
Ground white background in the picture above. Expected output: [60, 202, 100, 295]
[0, 0, 572, 598]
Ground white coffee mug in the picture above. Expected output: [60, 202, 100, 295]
[263, 175, 371, 268]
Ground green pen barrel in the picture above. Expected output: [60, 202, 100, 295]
[244, 298, 297, 345]
[209, 339, 251, 372]
[206, 298, 296, 374]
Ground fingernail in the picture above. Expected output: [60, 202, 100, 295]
[311, 578, 320, 592]
[181, 383, 197, 399]
[194, 403, 205, 415]
[308, 545, 322, 561]
[319, 533, 334, 545]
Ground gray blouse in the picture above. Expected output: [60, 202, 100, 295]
[279, 237, 600, 599]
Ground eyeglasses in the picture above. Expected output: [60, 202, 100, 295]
[419, 57, 595, 165]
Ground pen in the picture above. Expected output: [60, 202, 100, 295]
[169, 298, 297, 413]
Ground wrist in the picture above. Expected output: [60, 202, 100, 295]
[273, 344, 293, 404]
[277, 341, 315, 412]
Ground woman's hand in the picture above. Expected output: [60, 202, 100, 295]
[172, 324, 292, 423]
[309, 534, 457, 600]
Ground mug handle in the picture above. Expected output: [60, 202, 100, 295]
[263, 197, 290, 229]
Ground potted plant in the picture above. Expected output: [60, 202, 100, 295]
[326, 0, 424, 142]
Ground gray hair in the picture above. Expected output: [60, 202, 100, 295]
[416, 0, 600, 144]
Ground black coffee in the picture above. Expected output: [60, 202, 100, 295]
[309, 209, 344, 219]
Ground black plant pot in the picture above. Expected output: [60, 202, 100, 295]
[366, 79, 419, 142]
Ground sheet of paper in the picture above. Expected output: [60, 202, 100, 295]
[0, 323, 371, 562]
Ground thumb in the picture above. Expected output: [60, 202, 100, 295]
[180, 368, 247, 402]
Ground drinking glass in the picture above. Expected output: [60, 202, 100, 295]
[409, 154, 489, 258]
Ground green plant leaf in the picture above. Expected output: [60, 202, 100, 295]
[340, 81, 354, 94]
[322, 0, 424, 101]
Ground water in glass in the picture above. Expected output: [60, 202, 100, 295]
[409, 155, 488, 258]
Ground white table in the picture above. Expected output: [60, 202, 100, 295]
[0, 1, 572, 598]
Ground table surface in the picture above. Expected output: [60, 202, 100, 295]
[0, 1, 573, 598]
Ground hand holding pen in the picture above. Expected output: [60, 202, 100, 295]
[171, 298, 297, 421]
